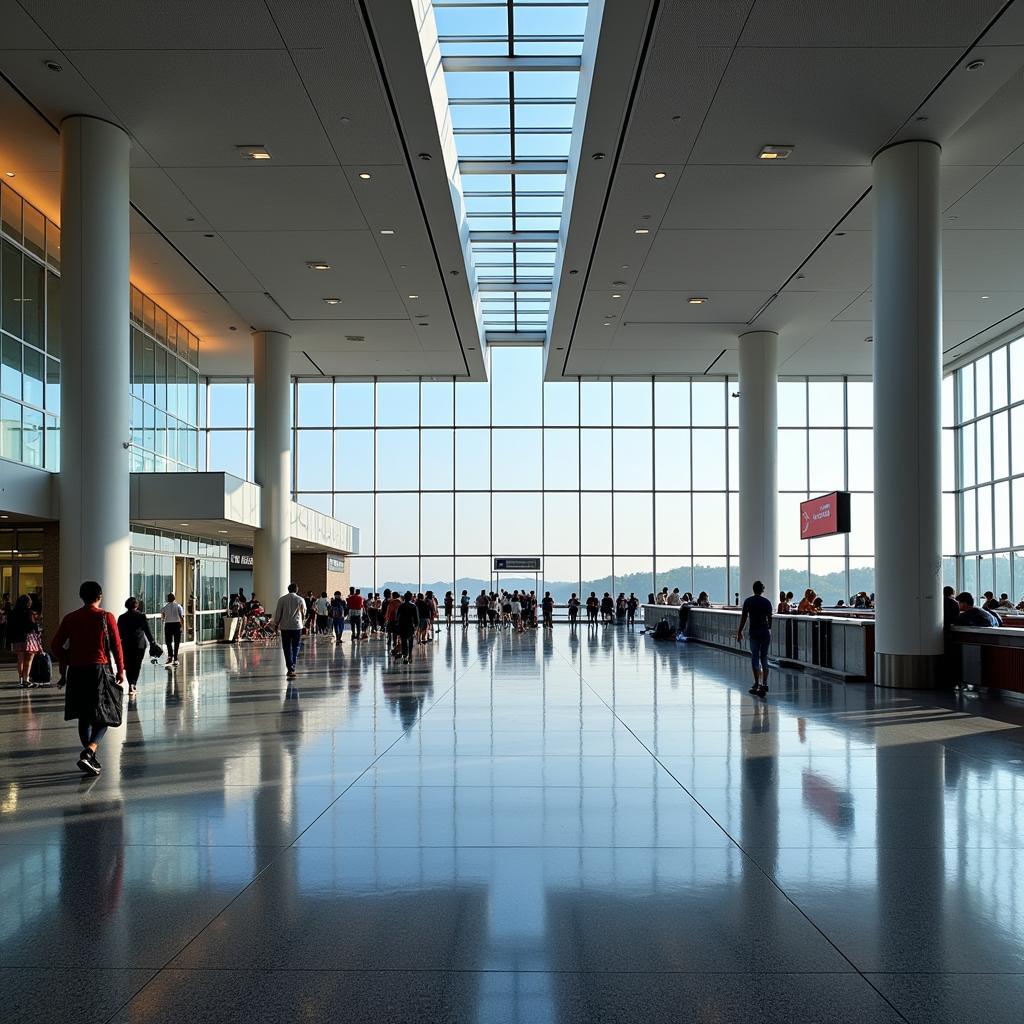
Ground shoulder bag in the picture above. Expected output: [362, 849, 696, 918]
[97, 613, 124, 728]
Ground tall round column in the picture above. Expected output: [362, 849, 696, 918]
[872, 140, 943, 687]
[252, 331, 292, 604]
[58, 116, 131, 614]
[738, 330, 779, 598]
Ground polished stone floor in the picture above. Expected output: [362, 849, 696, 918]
[3, 625, 1024, 1022]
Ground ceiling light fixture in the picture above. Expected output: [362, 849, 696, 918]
[758, 144, 793, 160]
[966, 59, 985, 71]
[653, 171, 667, 179]
[323, 297, 341, 304]
[611, 293, 622, 299]
[981, 294, 990, 300]
[380, 229, 395, 235]
[306, 261, 331, 271]
[218, 529, 229, 534]
[358, 172, 371, 179]
[236, 145, 271, 161]
[634, 228, 649, 235]
[180, 523, 189, 527]
[408, 294, 419, 299]
[3, 171, 14, 178]
[687, 296, 708, 305]
[44, 60, 62, 72]
[864, 336, 873, 344]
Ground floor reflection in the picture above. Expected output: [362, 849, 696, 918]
[2, 629, 1024, 1021]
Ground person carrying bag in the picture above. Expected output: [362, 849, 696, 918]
[51, 580, 126, 777]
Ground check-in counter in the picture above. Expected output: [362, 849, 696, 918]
[643, 604, 875, 682]
[949, 625, 1024, 695]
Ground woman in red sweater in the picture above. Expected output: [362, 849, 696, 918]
[51, 580, 126, 776]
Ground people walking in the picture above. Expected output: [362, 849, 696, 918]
[51, 580, 126, 776]
[396, 591, 419, 663]
[272, 583, 307, 679]
[329, 590, 347, 643]
[161, 592, 185, 667]
[736, 580, 773, 698]
[9, 594, 42, 688]
[117, 597, 155, 696]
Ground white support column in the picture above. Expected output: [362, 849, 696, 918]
[252, 331, 292, 604]
[738, 330, 779, 599]
[872, 140, 944, 687]
[58, 116, 131, 614]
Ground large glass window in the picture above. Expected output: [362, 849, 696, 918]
[953, 337, 1024, 602]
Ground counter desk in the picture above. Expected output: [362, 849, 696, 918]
[642, 604, 874, 681]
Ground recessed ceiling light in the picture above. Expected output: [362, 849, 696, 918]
[758, 145, 793, 160]
[966, 59, 985, 71]
[634, 228, 649, 235]
[864, 336, 873, 344]
[611, 293, 622, 299]
[358, 172, 371, 179]
[3, 170, 14, 178]
[44, 60, 62, 72]
[408, 294, 419, 299]
[218, 529, 229, 534]
[0, 514, 8, 519]
[306, 261, 331, 271]
[380, 229, 395, 235]
[323, 297, 341, 304]
[981, 294, 990, 300]
[687, 296, 708, 305]
[180, 522, 189, 527]
[653, 171, 667, 179]
[236, 145, 271, 160]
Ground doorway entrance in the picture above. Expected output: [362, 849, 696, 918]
[173, 556, 197, 643]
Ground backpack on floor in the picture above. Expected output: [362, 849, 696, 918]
[652, 620, 674, 641]
[30, 652, 52, 683]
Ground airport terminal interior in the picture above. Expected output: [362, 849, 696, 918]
[3, 1, 1024, 1020]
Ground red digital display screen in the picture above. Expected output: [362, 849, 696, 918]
[800, 492, 851, 540]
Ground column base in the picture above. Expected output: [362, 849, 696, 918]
[875, 652, 944, 689]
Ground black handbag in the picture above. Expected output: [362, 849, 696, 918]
[149, 641, 164, 659]
[30, 652, 52, 683]
[97, 614, 124, 728]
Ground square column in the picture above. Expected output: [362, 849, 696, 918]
[872, 140, 944, 687]
[738, 331, 779, 598]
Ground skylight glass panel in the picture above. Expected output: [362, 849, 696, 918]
[431, 0, 589, 336]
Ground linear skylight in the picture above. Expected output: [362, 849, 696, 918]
[431, 0, 590, 337]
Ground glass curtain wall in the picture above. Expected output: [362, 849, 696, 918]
[203, 348, 898, 604]
[129, 284, 201, 472]
[953, 335, 1024, 602]
[0, 181, 60, 470]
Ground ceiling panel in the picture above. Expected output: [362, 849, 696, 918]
[944, 228, 1024, 290]
[739, 0, 1005, 46]
[617, 289, 770, 323]
[634, 228, 821, 291]
[660, 164, 869, 230]
[941, 165, 1024, 228]
[22, 0, 282, 48]
[794, 230, 871, 292]
[690, 47, 962, 166]
[619, 46, 733, 166]
[220, 229, 396, 294]
[68, 49, 337, 167]
[131, 167, 212, 231]
[167, 166, 367, 232]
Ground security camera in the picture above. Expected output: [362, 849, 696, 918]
[122, 440, 131, 449]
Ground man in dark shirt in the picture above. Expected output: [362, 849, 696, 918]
[956, 592, 1000, 628]
[395, 592, 420, 664]
[942, 585, 960, 629]
[736, 580, 774, 698]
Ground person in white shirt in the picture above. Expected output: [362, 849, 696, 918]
[161, 593, 185, 667]
[667, 588, 681, 606]
[315, 592, 330, 634]
[272, 583, 307, 678]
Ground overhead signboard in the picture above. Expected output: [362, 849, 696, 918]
[327, 556, 346, 573]
[494, 557, 541, 572]
[800, 491, 851, 540]
[229, 545, 254, 568]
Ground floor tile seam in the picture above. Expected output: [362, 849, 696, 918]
[553, 643, 915, 1024]
[89, 967, 904, 976]
[101, 648, 489, 1011]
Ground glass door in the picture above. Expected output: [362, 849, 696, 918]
[174, 556, 197, 643]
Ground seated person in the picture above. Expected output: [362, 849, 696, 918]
[981, 591, 999, 611]
[835, 599, 846, 609]
[777, 591, 791, 614]
[695, 592, 711, 608]
[812, 596, 824, 612]
[995, 593, 1015, 611]
[955, 592, 1000, 628]
[797, 589, 817, 615]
